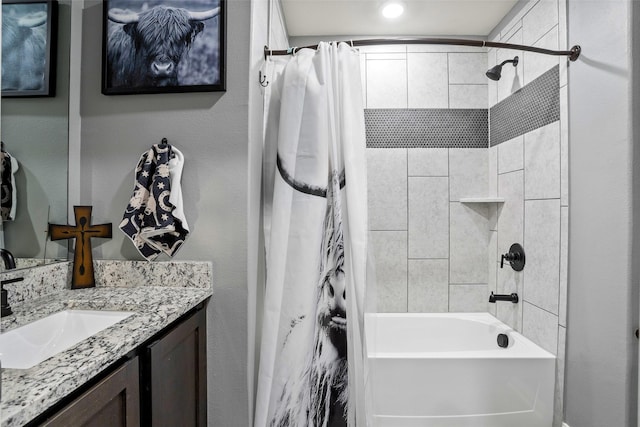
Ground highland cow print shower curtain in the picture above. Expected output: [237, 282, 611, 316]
[255, 42, 370, 427]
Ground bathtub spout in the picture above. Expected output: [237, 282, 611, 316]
[489, 292, 519, 303]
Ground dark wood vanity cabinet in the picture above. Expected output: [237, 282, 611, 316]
[40, 357, 140, 427]
[141, 305, 207, 426]
[34, 305, 207, 427]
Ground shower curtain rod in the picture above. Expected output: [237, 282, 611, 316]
[263, 38, 581, 61]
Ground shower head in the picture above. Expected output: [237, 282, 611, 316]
[486, 56, 519, 81]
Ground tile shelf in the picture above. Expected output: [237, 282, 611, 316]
[459, 197, 505, 203]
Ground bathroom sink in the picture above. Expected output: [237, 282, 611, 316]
[0, 310, 134, 369]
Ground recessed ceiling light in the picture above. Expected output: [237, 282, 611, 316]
[380, 1, 404, 19]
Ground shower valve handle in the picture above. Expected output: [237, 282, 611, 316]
[500, 243, 526, 272]
[500, 252, 520, 268]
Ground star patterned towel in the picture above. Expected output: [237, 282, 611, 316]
[1, 144, 18, 221]
[120, 142, 189, 260]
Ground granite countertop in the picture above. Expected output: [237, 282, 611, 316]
[0, 285, 212, 427]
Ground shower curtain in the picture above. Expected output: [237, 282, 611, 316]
[255, 42, 369, 427]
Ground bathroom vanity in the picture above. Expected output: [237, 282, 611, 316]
[0, 261, 213, 427]
[38, 305, 206, 426]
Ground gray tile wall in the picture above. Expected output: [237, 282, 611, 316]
[359, 44, 488, 110]
[359, 10, 568, 425]
[361, 45, 491, 313]
[370, 230, 407, 312]
[487, 0, 567, 340]
[368, 148, 490, 313]
[488, 1, 568, 425]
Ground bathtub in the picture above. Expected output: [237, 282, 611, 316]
[365, 312, 555, 427]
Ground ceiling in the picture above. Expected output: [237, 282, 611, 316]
[281, 0, 520, 37]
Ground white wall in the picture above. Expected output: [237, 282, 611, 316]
[79, 0, 251, 424]
[565, 1, 638, 426]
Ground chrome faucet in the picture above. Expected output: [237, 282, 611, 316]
[1, 249, 22, 317]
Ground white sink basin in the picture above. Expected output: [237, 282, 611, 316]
[0, 310, 134, 369]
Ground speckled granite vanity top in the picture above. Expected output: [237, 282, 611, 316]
[0, 260, 213, 427]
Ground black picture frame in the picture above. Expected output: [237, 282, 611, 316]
[1, 0, 57, 98]
[101, 0, 226, 95]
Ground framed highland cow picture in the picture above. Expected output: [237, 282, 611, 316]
[101, 0, 226, 95]
[1, 0, 58, 97]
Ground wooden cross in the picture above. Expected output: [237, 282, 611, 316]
[49, 206, 112, 289]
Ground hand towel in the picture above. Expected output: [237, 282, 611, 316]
[1, 146, 18, 221]
[119, 143, 189, 260]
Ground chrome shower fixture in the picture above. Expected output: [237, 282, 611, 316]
[486, 56, 519, 81]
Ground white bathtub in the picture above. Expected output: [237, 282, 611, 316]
[365, 313, 555, 427]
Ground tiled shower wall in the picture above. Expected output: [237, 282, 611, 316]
[488, 0, 567, 352]
[368, 148, 491, 312]
[487, 1, 568, 425]
[362, 1, 568, 423]
[361, 45, 491, 313]
[360, 44, 488, 109]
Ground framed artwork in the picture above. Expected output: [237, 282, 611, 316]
[102, 0, 226, 95]
[1, 0, 57, 98]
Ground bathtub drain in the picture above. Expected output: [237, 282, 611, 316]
[497, 333, 509, 348]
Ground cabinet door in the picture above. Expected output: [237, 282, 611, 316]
[41, 357, 140, 427]
[146, 308, 206, 426]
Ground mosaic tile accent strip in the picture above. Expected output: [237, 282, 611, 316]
[490, 65, 560, 146]
[365, 109, 488, 148]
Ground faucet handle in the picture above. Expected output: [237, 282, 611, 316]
[0, 249, 16, 270]
[1, 288, 12, 317]
[1, 277, 23, 317]
[500, 243, 525, 271]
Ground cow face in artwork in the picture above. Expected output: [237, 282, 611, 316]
[271, 156, 349, 427]
[317, 196, 347, 359]
[276, 155, 348, 361]
[107, 6, 219, 87]
[1, 11, 48, 91]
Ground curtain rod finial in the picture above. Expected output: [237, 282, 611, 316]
[569, 45, 581, 61]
